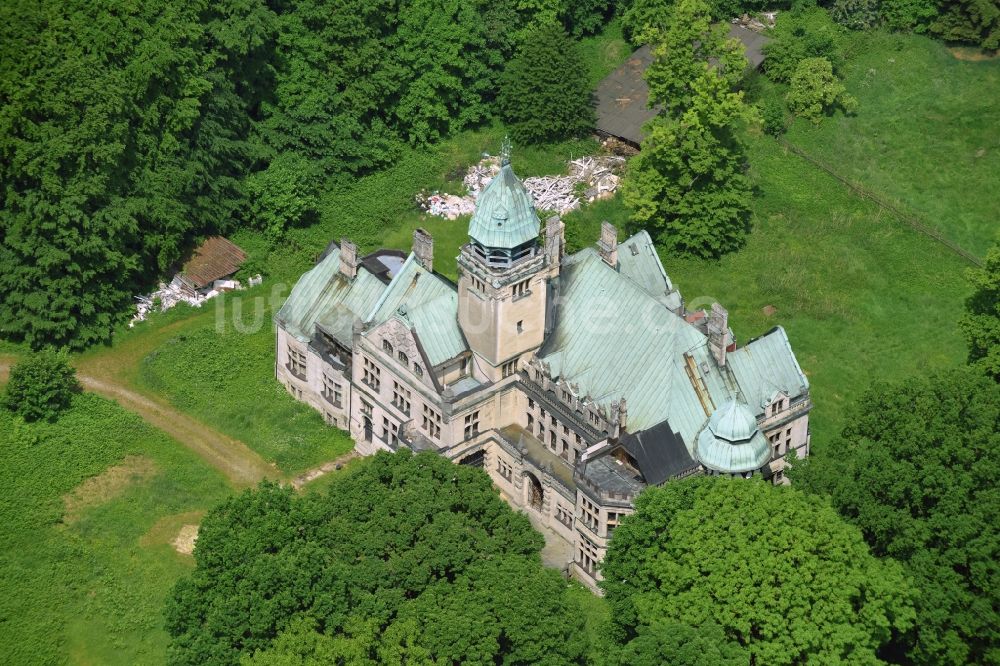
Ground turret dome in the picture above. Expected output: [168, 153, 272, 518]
[695, 399, 770, 474]
[468, 160, 539, 251]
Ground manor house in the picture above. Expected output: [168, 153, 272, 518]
[275, 151, 811, 591]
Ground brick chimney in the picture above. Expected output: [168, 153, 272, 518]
[598, 221, 618, 268]
[413, 228, 433, 272]
[340, 238, 357, 279]
[708, 303, 732, 367]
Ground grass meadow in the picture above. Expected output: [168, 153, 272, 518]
[0, 393, 231, 664]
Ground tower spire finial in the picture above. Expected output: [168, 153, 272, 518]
[500, 135, 512, 166]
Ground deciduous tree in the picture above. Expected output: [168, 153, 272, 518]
[602, 476, 916, 665]
[785, 56, 857, 124]
[3, 350, 80, 422]
[961, 243, 1000, 380]
[794, 368, 1000, 664]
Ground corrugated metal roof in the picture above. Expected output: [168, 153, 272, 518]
[727, 326, 810, 410]
[274, 249, 387, 343]
[594, 26, 770, 145]
[467, 164, 540, 249]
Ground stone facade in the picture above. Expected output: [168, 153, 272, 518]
[275, 158, 811, 592]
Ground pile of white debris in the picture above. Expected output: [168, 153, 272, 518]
[130, 273, 262, 327]
[416, 154, 626, 219]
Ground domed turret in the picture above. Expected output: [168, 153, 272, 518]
[467, 140, 540, 269]
[695, 399, 770, 474]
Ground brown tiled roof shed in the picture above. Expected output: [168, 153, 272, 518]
[179, 236, 247, 289]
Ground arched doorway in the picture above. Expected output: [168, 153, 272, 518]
[362, 416, 373, 442]
[459, 449, 485, 468]
[524, 471, 543, 511]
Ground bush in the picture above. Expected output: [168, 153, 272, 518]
[760, 97, 788, 134]
[785, 56, 858, 123]
[244, 153, 320, 241]
[498, 22, 594, 144]
[763, 7, 848, 83]
[831, 0, 881, 30]
[3, 350, 80, 422]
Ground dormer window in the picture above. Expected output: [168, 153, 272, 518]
[398, 350, 408, 366]
[414, 364, 423, 377]
[383, 339, 393, 355]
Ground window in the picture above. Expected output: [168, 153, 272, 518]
[382, 339, 393, 355]
[413, 364, 423, 378]
[550, 415, 556, 427]
[516, 320, 524, 334]
[560, 439, 569, 459]
[556, 504, 573, 528]
[562, 425, 569, 436]
[286, 345, 307, 378]
[322, 374, 343, 407]
[497, 457, 513, 481]
[398, 350, 409, 366]
[392, 381, 411, 415]
[512, 278, 531, 298]
[463, 411, 480, 439]
[502, 359, 517, 378]
[528, 398, 535, 410]
[561, 389, 570, 402]
[575, 434, 582, 446]
[607, 511, 624, 537]
[360, 399, 373, 417]
[422, 404, 441, 440]
[578, 534, 599, 574]
[382, 416, 391, 440]
[527, 413, 534, 431]
[539, 408, 546, 420]
[548, 430, 557, 452]
[774, 469, 784, 484]
[471, 275, 487, 293]
[362, 356, 381, 391]
[580, 496, 599, 531]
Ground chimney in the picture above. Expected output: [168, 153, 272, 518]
[340, 238, 357, 279]
[545, 215, 565, 268]
[708, 303, 732, 367]
[599, 221, 618, 268]
[413, 228, 433, 272]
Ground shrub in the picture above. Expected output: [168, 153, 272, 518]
[763, 7, 848, 83]
[244, 153, 320, 241]
[3, 350, 80, 422]
[760, 96, 788, 134]
[785, 56, 858, 123]
[831, 0, 882, 30]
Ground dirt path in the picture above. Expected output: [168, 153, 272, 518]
[78, 374, 278, 487]
[290, 450, 359, 489]
[1, 356, 277, 488]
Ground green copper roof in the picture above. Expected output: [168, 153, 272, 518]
[468, 163, 540, 249]
[275, 249, 388, 343]
[695, 400, 770, 474]
[728, 326, 810, 410]
[367, 254, 467, 366]
[616, 230, 683, 311]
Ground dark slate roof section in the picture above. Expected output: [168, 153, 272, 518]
[179, 236, 247, 289]
[361, 249, 408, 285]
[580, 456, 644, 496]
[620, 419, 698, 486]
[593, 25, 770, 145]
[593, 45, 657, 147]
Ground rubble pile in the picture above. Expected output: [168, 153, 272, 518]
[130, 274, 261, 327]
[733, 11, 777, 31]
[416, 153, 627, 219]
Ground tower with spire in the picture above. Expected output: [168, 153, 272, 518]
[457, 139, 563, 381]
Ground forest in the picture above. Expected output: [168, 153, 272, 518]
[1, 0, 997, 350]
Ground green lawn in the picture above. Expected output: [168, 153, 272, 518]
[135, 306, 354, 476]
[0, 393, 231, 665]
[781, 32, 1000, 258]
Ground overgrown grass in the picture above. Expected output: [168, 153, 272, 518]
[563, 134, 970, 445]
[136, 315, 354, 476]
[0, 393, 231, 664]
[778, 32, 1000, 257]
